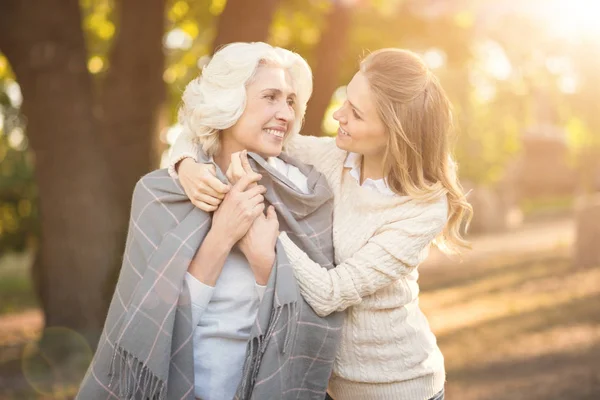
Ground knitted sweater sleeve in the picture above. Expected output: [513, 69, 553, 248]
[167, 128, 199, 179]
[278, 199, 448, 317]
[166, 132, 335, 178]
[283, 134, 336, 166]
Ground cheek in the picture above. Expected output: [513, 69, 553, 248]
[361, 124, 388, 148]
[374, 130, 389, 152]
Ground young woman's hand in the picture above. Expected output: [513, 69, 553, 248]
[239, 205, 279, 285]
[178, 158, 231, 212]
[210, 173, 266, 248]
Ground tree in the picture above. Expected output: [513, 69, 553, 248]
[302, 1, 353, 136]
[0, 0, 292, 348]
[213, 0, 282, 52]
[0, 0, 167, 345]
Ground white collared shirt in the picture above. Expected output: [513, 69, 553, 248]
[343, 152, 396, 196]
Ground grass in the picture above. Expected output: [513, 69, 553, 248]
[0, 252, 37, 315]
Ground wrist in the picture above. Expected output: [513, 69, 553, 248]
[188, 230, 234, 286]
[249, 252, 275, 285]
[206, 226, 237, 250]
[176, 157, 194, 174]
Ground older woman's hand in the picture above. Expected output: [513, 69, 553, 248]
[239, 205, 279, 285]
[225, 150, 256, 188]
[178, 158, 231, 212]
[210, 173, 267, 248]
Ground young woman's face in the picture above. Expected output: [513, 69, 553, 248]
[333, 71, 388, 158]
[223, 65, 297, 158]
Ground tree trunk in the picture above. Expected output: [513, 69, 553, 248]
[100, 0, 167, 223]
[574, 193, 600, 268]
[302, 3, 353, 136]
[212, 0, 281, 52]
[0, 0, 120, 343]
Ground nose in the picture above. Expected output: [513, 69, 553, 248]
[276, 102, 295, 123]
[332, 106, 346, 124]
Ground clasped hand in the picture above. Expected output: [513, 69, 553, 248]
[180, 151, 279, 285]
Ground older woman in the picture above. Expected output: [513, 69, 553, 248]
[77, 42, 342, 400]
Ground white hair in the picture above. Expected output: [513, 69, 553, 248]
[178, 42, 313, 156]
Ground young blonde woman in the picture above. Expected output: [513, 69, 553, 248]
[169, 48, 472, 400]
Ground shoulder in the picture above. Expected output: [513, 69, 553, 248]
[376, 194, 449, 236]
[131, 169, 186, 210]
[135, 169, 182, 193]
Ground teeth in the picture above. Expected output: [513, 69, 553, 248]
[339, 126, 350, 136]
[265, 129, 284, 138]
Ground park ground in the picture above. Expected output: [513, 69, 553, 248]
[0, 216, 599, 399]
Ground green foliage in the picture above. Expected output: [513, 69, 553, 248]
[80, 0, 117, 76]
[450, 73, 525, 184]
[0, 76, 38, 253]
[163, 0, 218, 123]
[0, 251, 37, 314]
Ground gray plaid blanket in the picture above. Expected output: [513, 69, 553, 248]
[77, 151, 343, 399]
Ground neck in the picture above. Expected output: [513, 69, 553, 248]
[360, 153, 385, 184]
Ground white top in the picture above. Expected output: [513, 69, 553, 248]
[343, 152, 395, 196]
[183, 249, 263, 400]
[169, 131, 448, 400]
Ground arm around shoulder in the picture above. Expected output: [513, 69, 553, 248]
[168, 128, 200, 179]
[279, 197, 448, 316]
[284, 133, 337, 167]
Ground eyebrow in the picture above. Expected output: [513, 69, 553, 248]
[345, 88, 363, 115]
[348, 100, 363, 116]
[262, 88, 296, 98]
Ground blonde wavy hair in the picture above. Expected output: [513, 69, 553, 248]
[178, 42, 313, 156]
[360, 48, 473, 253]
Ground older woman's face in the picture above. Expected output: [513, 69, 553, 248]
[225, 65, 297, 158]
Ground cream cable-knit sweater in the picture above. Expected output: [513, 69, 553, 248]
[168, 132, 448, 400]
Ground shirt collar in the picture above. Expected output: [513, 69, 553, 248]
[343, 152, 395, 196]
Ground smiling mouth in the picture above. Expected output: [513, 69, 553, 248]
[339, 126, 351, 136]
[264, 128, 285, 138]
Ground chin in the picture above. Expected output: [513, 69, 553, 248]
[253, 145, 283, 159]
[335, 135, 351, 151]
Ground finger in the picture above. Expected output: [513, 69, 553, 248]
[230, 152, 245, 183]
[266, 205, 277, 220]
[195, 192, 222, 207]
[241, 150, 254, 175]
[192, 200, 218, 213]
[198, 183, 225, 200]
[233, 173, 263, 192]
[250, 194, 264, 207]
[244, 184, 267, 199]
[225, 167, 234, 185]
[202, 174, 230, 195]
[252, 202, 265, 218]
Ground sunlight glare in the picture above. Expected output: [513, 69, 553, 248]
[542, 0, 600, 40]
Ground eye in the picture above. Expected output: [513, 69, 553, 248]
[352, 109, 361, 120]
[287, 98, 295, 107]
[264, 93, 276, 101]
